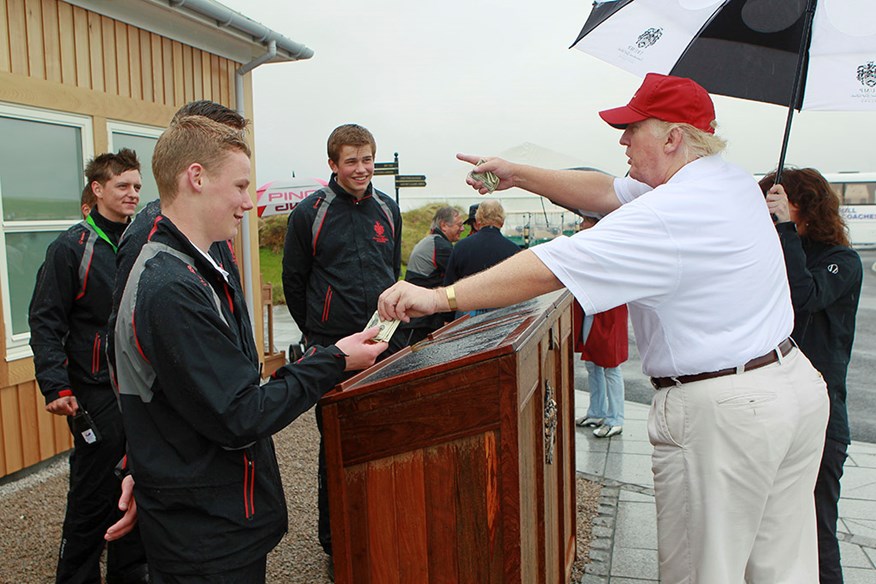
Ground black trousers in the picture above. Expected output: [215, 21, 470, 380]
[815, 437, 849, 584]
[56, 388, 147, 584]
[150, 556, 266, 584]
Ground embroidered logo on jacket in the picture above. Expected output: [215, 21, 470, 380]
[828, 264, 839, 275]
[373, 220, 389, 244]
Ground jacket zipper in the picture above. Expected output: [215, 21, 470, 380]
[92, 333, 101, 375]
[243, 453, 255, 519]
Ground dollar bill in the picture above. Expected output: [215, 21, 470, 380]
[468, 158, 500, 193]
[364, 310, 400, 343]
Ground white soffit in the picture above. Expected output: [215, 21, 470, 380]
[67, 0, 313, 65]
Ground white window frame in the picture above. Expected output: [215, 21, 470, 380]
[108, 120, 163, 207]
[106, 120, 163, 147]
[0, 102, 94, 361]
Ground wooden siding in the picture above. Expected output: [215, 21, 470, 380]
[0, 0, 263, 478]
[0, 0, 240, 112]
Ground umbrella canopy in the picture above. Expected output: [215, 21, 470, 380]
[256, 178, 327, 218]
[571, 0, 876, 176]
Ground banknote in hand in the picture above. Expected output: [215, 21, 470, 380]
[365, 310, 400, 343]
[468, 158, 500, 193]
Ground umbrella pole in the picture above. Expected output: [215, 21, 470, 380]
[775, 0, 818, 184]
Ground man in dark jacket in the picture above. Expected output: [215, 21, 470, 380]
[114, 116, 386, 583]
[282, 124, 402, 566]
[444, 199, 520, 288]
[400, 205, 463, 343]
[29, 148, 149, 584]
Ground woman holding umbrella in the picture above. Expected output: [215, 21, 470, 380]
[762, 168, 863, 584]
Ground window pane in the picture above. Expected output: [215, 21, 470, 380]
[112, 132, 159, 208]
[0, 117, 82, 221]
[7, 230, 65, 336]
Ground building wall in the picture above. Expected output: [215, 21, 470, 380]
[0, 0, 261, 478]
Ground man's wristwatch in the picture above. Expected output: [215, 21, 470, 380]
[445, 285, 458, 311]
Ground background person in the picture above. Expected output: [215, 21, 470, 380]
[443, 199, 519, 318]
[378, 73, 829, 584]
[80, 183, 97, 219]
[399, 205, 463, 343]
[29, 149, 148, 584]
[462, 203, 479, 236]
[761, 168, 863, 584]
[281, 123, 403, 575]
[114, 116, 386, 583]
[573, 218, 627, 438]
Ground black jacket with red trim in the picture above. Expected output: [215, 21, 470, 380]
[29, 208, 127, 404]
[115, 216, 347, 575]
[282, 176, 402, 342]
[107, 199, 242, 383]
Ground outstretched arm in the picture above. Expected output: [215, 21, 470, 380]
[457, 153, 621, 215]
[379, 250, 563, 321]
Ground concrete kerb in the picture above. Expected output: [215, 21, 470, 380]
[578, 472, 656, 584]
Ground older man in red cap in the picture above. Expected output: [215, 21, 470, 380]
[377, 73, 828, 584]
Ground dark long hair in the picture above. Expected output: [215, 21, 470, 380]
[759, 168, 849, 247]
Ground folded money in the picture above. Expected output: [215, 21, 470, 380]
[468, 158, 500, 193]
[365, 310, 401, 343]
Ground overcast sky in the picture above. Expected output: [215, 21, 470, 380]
[220, 0, 876, 208]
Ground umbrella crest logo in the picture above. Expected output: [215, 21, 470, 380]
[857, 62, 876, 88]
[636, 27, 663, 49]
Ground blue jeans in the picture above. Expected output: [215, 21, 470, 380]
[584, 361, 625, 426]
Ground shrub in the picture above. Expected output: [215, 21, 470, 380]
[259, 215, 289, 253]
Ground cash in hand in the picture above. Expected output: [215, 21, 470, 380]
[365, 310, 400, 343]
[468, 158, 500, 193]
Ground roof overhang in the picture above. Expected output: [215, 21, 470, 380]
[67, 0, 314, 65]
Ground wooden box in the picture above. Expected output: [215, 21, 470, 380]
[322, 291, 577, 583]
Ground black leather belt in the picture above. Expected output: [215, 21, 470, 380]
[650, 338, 795, 390]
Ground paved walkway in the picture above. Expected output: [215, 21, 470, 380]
[573, 391, 876, 583]
[269, 307, 876, 582]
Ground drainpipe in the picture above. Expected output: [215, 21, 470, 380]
[236, 40, 277, 335]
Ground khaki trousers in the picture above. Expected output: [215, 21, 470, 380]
[648, 348, 829, 584]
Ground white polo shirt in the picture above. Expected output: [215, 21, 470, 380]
[531, 155, 793, 378]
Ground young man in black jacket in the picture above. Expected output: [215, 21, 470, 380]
[29, 148, 149, 584]
[282, 124, 403, 568]
[113, 116, 386, 583]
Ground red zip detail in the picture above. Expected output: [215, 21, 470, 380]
[92, 333, 101, 374]
[321, 286, 333, 322]
[131, 311, 151, 364]
[76, 253, 94, 301]
[223, 283, 234, 315]
[243, 454, 255, 519]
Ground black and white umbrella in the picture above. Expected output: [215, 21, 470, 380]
[571, 0, 876, 180]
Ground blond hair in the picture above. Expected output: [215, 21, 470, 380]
[152, 115, 251, 204]
[475, 199, 505, 227]
[653, 120, 726, 159]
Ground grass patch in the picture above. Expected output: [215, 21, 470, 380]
[260, 247, 285, 305]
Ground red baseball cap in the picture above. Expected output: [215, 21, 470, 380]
[599, 73, 715, 134]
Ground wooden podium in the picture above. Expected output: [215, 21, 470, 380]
[322, 291, 577, 583]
